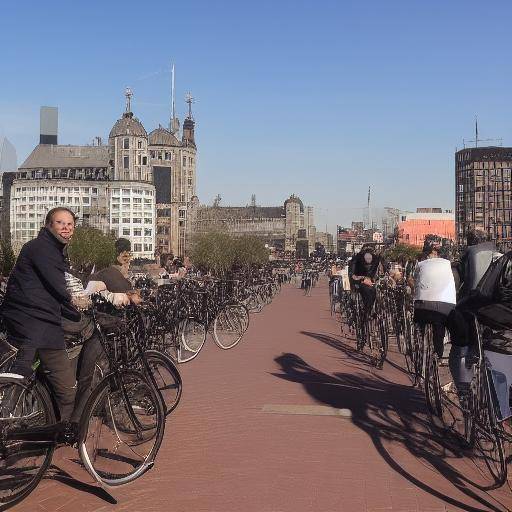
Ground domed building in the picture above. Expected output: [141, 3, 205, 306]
[148, 102, 197, 258]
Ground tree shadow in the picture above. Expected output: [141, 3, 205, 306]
[272, 352, 509, 512]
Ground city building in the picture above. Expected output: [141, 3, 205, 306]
[0, 136, 17, 234]
[455, 146, 512, 245]
[7, 88, 197, 258]
[315, 231, 335, 254]
[397, 209, 455, 247]
[188, 194, 315, 256]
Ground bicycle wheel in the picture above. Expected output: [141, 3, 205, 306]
[213, 305, 247, 350]
[469, 367, 507, 489]
[178, 318, 207, 363]
[144, 350, 182, 415]
[79, 369, 165, 487]
[0, 376, 55, 510]
[423, 329, 444, 420]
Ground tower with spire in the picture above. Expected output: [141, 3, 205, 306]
[148, 70, 198, 257]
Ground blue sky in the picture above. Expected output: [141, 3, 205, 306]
[1, 0, 511, 231]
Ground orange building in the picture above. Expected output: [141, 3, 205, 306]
[397, 213, 455, 247]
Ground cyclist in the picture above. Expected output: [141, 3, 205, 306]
[458, 229, 502, 299]
[1, 207, 82, 440]
[349, 245, 383, 315]
[413, 240, 458, 358]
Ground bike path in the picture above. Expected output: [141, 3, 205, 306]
[14, 278, 512, 512]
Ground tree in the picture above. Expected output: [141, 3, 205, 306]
[233, 235, 269, 268]
[68, 227, 116, 275]
[0, 239, 16, 275]
[384, 243, 421, 264]
[191, 231, 236, 275]
[191, 232, 269, 275]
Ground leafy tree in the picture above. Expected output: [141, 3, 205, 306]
[233, 235, 269, 268]
[68, 227, 116, 275]
[191, 232, 269, 275]
[191, 231, 236, 275]
[0, 239, 16, 275]
[384, 243, 421, 264]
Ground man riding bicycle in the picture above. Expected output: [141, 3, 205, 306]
[1, 208, 84, 441]
[349, 245, 383, 315]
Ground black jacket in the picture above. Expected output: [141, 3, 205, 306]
[1, 228, 77, 349]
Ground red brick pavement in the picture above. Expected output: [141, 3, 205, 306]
[12, 278, 512, 512]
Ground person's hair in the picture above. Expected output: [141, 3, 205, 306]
[466, 229, 487, 246]
[422, 245, 438, 258]
[45, 207, 76, 226]
[115, 238, 132, 255]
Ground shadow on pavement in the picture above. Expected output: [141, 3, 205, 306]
[272, 351, 508, 512]
[47, 465, 117, 504]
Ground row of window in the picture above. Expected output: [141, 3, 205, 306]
[133, 243, 152, 253]
[111, 218, 153, 224]
[15, 186, 100, 194]
[119, 228, 152, 237]
[111, 188, 153, 196]
[151, 151, 173, 161]
[123, 138, 145, 150]
[111, 197, 152, 204]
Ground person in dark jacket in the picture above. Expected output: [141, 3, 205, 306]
[459, 230, 501, 299]
[349, 245, 383, 314]
[2, 207, 80, 427]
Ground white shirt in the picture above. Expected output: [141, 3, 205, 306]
[413, 258, 456, 304]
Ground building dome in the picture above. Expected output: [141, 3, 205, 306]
[284, 194, 304, 212]
[148, 126, 181, 147]
[109, 112, 147, 139]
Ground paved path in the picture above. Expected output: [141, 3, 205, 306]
[14, 278, 512, 511]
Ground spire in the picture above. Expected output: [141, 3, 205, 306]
[170, 64, 176, 133]
[125, 87, 133, 114]
[185, 92, 194, 119]
[475, 115, 479, 148]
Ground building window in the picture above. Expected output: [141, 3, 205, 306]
[144, 218, 152, 224]
[123, 156, 129, 169]
[142, 156, 147, 165]
[123, 228, 130, 236]
[138, 141, 142, 149]
[188, 178, 193, 186]
[144, 228, 152, 236]
[134, 243, 142, 252]
[122, 217, 130, 223]
[123, 138, 129, 149]
[144, 244, 152, 252]
[112, 218, 119, 224]
[134, 229, 142, 236]
[122, 189, 130, 195]
[182, 156, 186, 167]
[179, 210, 185, 218]
[133, 218, 142, 223]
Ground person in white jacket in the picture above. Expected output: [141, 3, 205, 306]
[413, 242, 456, 358]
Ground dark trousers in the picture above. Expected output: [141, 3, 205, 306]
[11, 345, 77, 421]
[359, 284, 376, 314]
[10, 321, 104, 423]
[414, 308, 448, 358]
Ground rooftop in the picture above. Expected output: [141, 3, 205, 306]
[19, 144, 110, 169]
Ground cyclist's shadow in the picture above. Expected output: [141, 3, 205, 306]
[272, 352, 509, 512]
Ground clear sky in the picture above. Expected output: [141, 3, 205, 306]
[1, 0, 511, 232]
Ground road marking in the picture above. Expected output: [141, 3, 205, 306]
[262, 404, 352, 418]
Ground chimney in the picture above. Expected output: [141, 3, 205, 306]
[40, 106, 58, 145]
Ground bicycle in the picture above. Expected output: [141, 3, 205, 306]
[0, 298, 167, 510]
